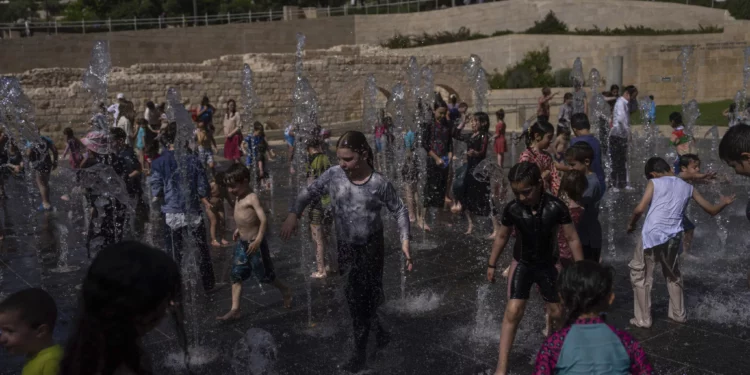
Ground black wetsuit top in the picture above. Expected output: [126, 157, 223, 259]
[501, 193, 572, 264]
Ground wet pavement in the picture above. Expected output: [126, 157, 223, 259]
[1, 141, 750, 375]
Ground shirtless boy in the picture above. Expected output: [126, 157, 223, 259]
[217, 164, 291, 321]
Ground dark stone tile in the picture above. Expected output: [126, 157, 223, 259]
[643, 326, 750, 374]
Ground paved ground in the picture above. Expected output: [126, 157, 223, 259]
[1, 140, 750, 375]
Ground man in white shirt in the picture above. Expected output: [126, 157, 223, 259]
[107, 93, 126, 125]
[609, 85, 638, 191]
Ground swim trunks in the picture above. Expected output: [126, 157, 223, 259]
[231, 238, 276, 284]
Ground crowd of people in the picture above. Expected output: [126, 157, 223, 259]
[1, 82, 750, 375]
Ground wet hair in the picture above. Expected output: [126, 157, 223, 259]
[507, 162, 542, 186]
[678, 153, 700, 170]
[542, 87, 551, 95]
[649, 95, 654, 100]
[560, 169, 588, 203]
[570, 113, 591, 131]
[60, 241, 182, 375]
[253, 121, 265, 136]
[644, 157, 672, 179]
[458, 102, 468, 109]
[558, 260, 614, 326]
[146, 101, 155, 111]
[336, 130, 374, 168]
[224, 163, 251, 186]
[110, 127, 127, 141]
[305, 137, 325, 151]
[449, 94, 457, 104]
[669, 112, 683, 126]
[729, 103, 737, 112]
[63, 127, 75, 139]
[495, 109, 505, 121]
[473, 112, 490, 133]
[0, 288, 57, 332]
[563, 92, 573, 101]
[433, 101, 448, 111]
[518, 120, 554, 148]
[565, 141, 594, 164]
[136, 118, 148, 126]
[720, 123, 750, 162]
[161, 122, 177, 146]
[201, 96, 210, 106]
[610, 84, 620, 93]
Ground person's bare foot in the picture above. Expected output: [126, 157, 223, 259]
[310, 271, 326, 279]
[487, 232, 497, 240]
[409, 215, 416, 223]
[211, 239, 221, 247]
[220, 239, 230, 246]
[464, 226, 473, 235]
[60, 194, 70, 201]
[419, 222, 431, 232]
[217, 309, 241, 321]
[502, 266, 510, 278]
[282, 288, 293, 309]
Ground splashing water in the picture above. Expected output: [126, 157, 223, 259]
[471, 285, 498, 342]
[736, 47, 750, 123]
[463, 55, 489, 113]
[385, 291, 443, 314]
[50, 223, 79, 273]
[683, 99, 700, 138]
[82, 41, 112, 118]
[164, 346, 219, 370]
[231, 328, 278, 375]
[242, 64, 261, 191]
[678, 46, 694, 114]
[363, 74, 379, 135]
[571, 58, 586, 114]
[0, 77, 41, 144]
[570, 58, 585, 85]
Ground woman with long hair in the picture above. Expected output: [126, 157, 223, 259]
[60, 241, 183, 375]
[453, 112, 492, 235]
[223, 99, 242, 163]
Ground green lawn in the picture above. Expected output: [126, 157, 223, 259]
[630, 100, 734, 126]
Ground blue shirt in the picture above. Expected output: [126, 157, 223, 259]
[148, 149, 209, 214]
[404, 130, 416, 150]
[578, 173, 603, 248]
[570, 135, 605, 193]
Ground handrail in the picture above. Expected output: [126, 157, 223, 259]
[0, 0, 435, 35]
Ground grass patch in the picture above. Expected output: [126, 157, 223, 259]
[629, 100, 734, 126]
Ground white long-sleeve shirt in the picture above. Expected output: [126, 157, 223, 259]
[107, 103, 120, 124]
[610, 96, 630, 138]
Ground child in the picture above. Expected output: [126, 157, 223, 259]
[675, 154, 718, 259]
[627, 157, 734, 328]
[243, 122, 271, 190]
[61, 127, 84, 169]
[281, 130, 412, 372]
[196, 120, 216, 175]
[487, 162, 583, 375]
[519, 121, 559, 196]
[60, 241, 182, 375]
[534, 261, 654, 375]
[218, 164, 291, 321]
[111, 127, 147, 238]
[669, 112, 694, 173]
[565, 142, 604, 262]
[27, 132, 58, 212]
[557, 92, 573, 130]
[402, 129, 419, 223]
[0, 288, 61, 375]
[718, 123, 750, 288]
[306, 138, 333, 278]
[570, 113, 606, 193]
[207, 172, 230, 247]
[537, 87, 558, 124]
[723, 103, 739, 127]
[453, 112, 492, 235]
[149, 122, 215, 292]
[648, 95, 656, 123]
[134, 118, 148, 171]
[556, 170, 588, 269]
[493, 109, 507, 168]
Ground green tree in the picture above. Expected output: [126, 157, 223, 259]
[0, 0, 39, 22]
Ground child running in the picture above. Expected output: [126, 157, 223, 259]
[218, 164, 291, 321]
[61, 127, 85, 169]
[675, 154, 717, 259]
[565, 142, 604, 262]
[627, 157, 734, 328]
[534, 261, 653, 375]
[487, 161, 584, 375]
[281, 130, 412, 372]
[0, 288, 62, 375]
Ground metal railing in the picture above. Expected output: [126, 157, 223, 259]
[0, 0, 444, 35]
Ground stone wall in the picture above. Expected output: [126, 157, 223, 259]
[13, 47, 469, 146]
[0, 17, 356, 73]
[354, 0, 732, 45]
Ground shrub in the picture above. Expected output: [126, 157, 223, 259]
[488, 69, 506, 90]
[572, 24, 722, 36]
[525, 11, 568, 34]
[553, 68, 573, 88]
